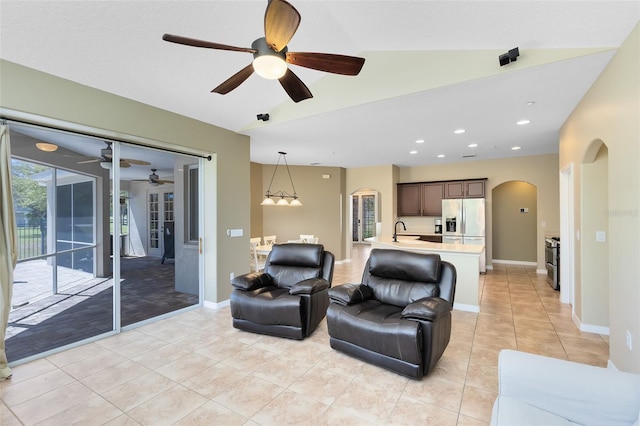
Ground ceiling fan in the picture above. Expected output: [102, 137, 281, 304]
[135, 169, 174, 185]
[77, 142, 151, 169]
[162, 0, 365, 103]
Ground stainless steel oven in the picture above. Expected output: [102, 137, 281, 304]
[545, 237, 560, 290]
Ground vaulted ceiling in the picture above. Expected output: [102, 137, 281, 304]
[1, 1, 638, 167]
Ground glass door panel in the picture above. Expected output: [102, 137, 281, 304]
[7, 130, 114, 363]
[351, 191, 379, 243]
[120, 145, 198, 327]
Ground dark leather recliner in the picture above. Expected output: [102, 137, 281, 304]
[230, 243, 335, 340]
[326, 248, 456, 379]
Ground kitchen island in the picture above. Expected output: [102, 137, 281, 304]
[365, 236, 484, 312]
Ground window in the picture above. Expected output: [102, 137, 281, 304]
[186, 164, 199, 242]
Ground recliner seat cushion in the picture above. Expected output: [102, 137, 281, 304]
[231, 287, 303, 328]
[327, 300, 422, 365]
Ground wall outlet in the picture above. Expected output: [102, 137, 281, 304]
[626, 330, 633, 350]
[230, 272, 235, 281]
[520, 207, 529, 213]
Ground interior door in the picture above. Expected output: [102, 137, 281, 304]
[147, 188, 174, 257]
[351, 191, 379, 243]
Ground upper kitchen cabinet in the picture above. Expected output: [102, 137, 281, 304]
[421, 182, 444, 216]
[444, 179, 486, 199]
[397, 182, 443, 216]
[397, 183, 421, 216]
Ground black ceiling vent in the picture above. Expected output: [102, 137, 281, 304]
[462, 154, 477, 158]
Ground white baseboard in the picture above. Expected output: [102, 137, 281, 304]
[536, 268, 547, 275]
[454, 303, 480, 313]
[335, 259, 351, 265]
[203, 299, 230, 310]
[492, 259, 537, 266]
[572, 311, 610, 335]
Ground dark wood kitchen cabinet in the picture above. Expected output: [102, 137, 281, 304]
[444, 179, 486, 199]
[421, 183, 444, 216]
[398, 179, 486, 216]
[397, 182, 443, 216]
[465, 179, 486, 198]
[397, 183, 421, 216]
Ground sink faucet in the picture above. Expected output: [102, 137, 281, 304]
[393, 221, 406, 242]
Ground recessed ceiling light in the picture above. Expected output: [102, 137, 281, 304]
[526, 101, 536, 106]
[468, 143, 478, 148]
[454, 129, 466, 134]
[409, 150, 418, 155]
[36, 142, 58, 152]
[512, 146, 521, 150]
[517, 119, 531, 125]
[437, 154, 445, 158]
[415, 139, 425, 144]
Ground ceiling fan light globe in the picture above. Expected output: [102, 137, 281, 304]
[253, 55, 287, 80]
[99, 161, 112, 170]
[36, 142, 59, 152]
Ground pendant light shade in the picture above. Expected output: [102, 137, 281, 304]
[261, 151, 302, 207]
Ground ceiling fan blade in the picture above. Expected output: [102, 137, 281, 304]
[122, 158, 151, 166]
[279, 69, 312, 103]
[162, 34, 256, 53]
[119, 161, 131, 168]
[286, 52, 365, 75]
[264, 0, 301, 52]
[158, 180, 174, 184]
[77, 158, 100, 164]
[212, 64, 255, 94]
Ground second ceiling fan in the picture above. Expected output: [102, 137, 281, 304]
[162, 0, 365, 103]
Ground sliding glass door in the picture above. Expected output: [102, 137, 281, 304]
[7, 122, 202, 363]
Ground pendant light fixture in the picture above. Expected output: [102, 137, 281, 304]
[261, 151, 302, 206]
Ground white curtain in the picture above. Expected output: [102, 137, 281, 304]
[0, 124, 17, 380]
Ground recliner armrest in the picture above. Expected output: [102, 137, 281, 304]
[328, 283, 373, 306]
[231, 272, 273, 291]
[401, 297, 451, 322]
[290, 278, 330, 295]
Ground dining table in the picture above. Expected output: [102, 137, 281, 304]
[255, 245, 273, 256]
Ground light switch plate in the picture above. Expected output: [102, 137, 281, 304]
[227, 229, 243, 237]
[596, 231, 606, 242]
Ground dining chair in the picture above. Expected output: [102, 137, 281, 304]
[263, 235, 277, 246]
[250, 237, 262, 245]
[250, 241, 266, 272]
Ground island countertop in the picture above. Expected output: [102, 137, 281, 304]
[366, 236, 484, 255]
[365, 236, 484, 312]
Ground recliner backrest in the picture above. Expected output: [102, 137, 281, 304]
[265, 243, 333, 288]
[362, 249, 453, 307]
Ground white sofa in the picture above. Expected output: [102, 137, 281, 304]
[491, 350, 640, 426]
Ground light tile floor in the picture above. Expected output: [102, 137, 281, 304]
[1, 245, 609, 425]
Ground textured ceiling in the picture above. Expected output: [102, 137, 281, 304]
[1, 1, 638, 167]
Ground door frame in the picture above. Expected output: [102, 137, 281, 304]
[351, 190, 379, 244]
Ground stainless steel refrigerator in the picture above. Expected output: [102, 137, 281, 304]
[442, 198, 486, 272]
